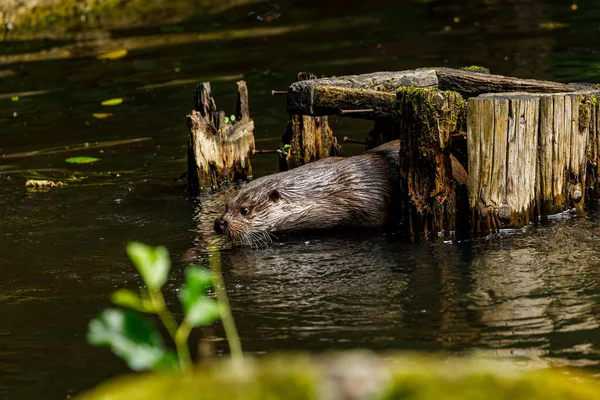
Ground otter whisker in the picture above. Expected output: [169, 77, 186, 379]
[263, 231, 275, 244]
[244, 231, 261, 248]
[242, 230, 271, 248]
[256, 231, 270, 247]
[255, 231, 272, 247]
[246, 232, 259, 248]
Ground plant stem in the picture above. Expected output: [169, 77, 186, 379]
[148, 289, 193, 373]
[148, 289, 178, 341]
[175, 321, 193, 374]
[208, 244, 243, 370]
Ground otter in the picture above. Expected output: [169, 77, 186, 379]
[214, 140, 401, 246]
[214, 140, 467, 246]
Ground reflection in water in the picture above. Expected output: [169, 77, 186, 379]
[468, 224, 600, 366]
[193, 198, 600, 366]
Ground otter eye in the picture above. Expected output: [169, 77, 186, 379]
[240, 207, 249, 216]
[268, 189, 280, 202]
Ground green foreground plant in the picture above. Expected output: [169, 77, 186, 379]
[87, 242, 242, 373]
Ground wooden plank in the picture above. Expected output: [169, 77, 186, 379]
[311, 86, 397, 119]
[569, 94, 587, 206]
[538, 96, 554, 214]
[433, 67, 583, 97]
[479, 98, 494, 208]
[286, 68, 597, 120]
[524, 97, 540, 224]
[505, 98, 518, 223]
[286, 69, 438, 116]
[490, 99, 509, 210]
[466, 99, 480, 212]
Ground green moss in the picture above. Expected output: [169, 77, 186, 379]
[396, 86, 466, 159]
[460, 65, 489, 72]
[76, 353, 600, 400]
[579, 101, 591, 132]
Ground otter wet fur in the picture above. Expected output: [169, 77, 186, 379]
[214, 140, 400, 247]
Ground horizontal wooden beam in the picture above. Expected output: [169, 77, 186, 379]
[432, 67, 578, 97]
[285, 68, 597, 119]
[286, 69, 438, 116]
[311, 86, 397, 119]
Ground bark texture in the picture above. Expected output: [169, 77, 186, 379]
[468, 89, 600, 230]
[280, 72, 342, 171]
[187, 81, 255, 194]
[395, 87, 468, 235]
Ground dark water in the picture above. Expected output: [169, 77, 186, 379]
[2, 0, 600, 398]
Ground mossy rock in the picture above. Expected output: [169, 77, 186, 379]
[76, 352, 600, 400]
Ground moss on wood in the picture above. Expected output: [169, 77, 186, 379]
[396, 86, 466, 159]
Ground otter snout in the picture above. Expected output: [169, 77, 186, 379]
[214, 217, 228, 234]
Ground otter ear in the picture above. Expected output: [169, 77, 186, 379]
[268, 189, 280, 202]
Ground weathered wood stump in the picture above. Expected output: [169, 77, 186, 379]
[279, 72, 341, 171]
[468, 90, 599, 230]
[187, 81, 255, 194]
[283, 67, 600, 235]
[395, 87, 468, 234]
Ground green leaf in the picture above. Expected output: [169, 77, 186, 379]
[179, 267, 212, 312]
[179, 266, 220, 327]
[126, 242, 170, 290]
[152, 352, 180, 372]
[87, 309, 177, 372]
[101, 98, 123, 106]
[11, 96, 19, 102]
[65, 157, 100, 164]
[186, 298, 221, 327]
[230, 114, 236, 121]
[96, 49, 128, 60]
[111, 289, 146, 312]
[225, 116, 230, 124]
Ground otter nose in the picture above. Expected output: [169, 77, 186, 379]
[214, 217, 228, 234]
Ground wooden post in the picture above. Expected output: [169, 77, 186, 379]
[280, 72, 342, 171]
[274, 68, 600, 234]
[396, 87, 468, 234]
[468, 90, 600, 230]
[187, 81, 255, 194]
[585, 96, 600, 200]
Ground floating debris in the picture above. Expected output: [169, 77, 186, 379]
[93, 113, 113, 119]
[539, 21, 568, 30]
[65, 157, 100, 164]
[101, 98, 123, 106]
[25, 179, 65, 188]
[97, 49, 128, 60]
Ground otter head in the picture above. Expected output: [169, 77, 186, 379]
[214, 175, 288, 246]
[214, 163, 343, 246]
[213, 155, 384, 247]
